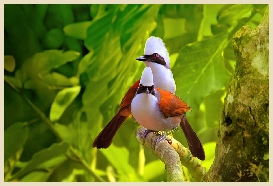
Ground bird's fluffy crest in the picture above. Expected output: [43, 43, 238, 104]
[140, 67, 154, 86]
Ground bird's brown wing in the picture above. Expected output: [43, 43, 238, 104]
[156, 88, 191, 118]
[156, 88, 205, 160]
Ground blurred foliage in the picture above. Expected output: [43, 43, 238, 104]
[4, 4, 268, 182]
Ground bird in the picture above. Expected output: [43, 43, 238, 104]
[92, 36, 176, 149]
[131, 67, 205, 160]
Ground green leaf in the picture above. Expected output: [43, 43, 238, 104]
[173, 33, 231, 111]
[4, 76, 22, 89]
[143, 160, 165, 181]
[53, 123, 80, 145]
[22, 50, 80, 79]
[21, 171, 51, 182]
[15, 67, 27, 83]
[163, 5, 203, 53]
[204, 90, 226, 127]
[61, 169, 85, 182]
[44, 28, 64, 49]
[50, 86, 81, 122]
[99, 145, 135, 176]
[4, 5, 42, 63]
[4, 55, 16, 72]
[218, 5, 253, 27]
[163, 18, 186, 39]
[39, 72, 78, 87]
[198, 4, 225, 39]
[99, 144, 145, 181]
[12, 142, 69, 180]
[4, 122, 29, 163]
[64, 21, 92, 40]
[201, 142, 216, 171]
[82, 74, 108, 126]
[84, 6, 118, 51]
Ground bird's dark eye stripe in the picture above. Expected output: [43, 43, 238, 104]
[148, 85, 154, 91]
[136, 84, 155, 95]
[146, 53, 166, 66]
[141, 86, 147, 91]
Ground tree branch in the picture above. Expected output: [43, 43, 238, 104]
[136, 127, 206, 181]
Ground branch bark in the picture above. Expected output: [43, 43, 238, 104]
[203, 8, 269, 182]
[136, 127, 206, 182]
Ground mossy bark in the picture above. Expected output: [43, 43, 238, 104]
[203, 8, 269, 182]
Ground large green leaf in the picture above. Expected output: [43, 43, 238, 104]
[20, 50, 80, 81]
[4, 122, 29, 164]
[21, 171, 51, 182]
[12, 142, 69, 180]
[173, 33, 230, 111]
[99, 145, 138, 181]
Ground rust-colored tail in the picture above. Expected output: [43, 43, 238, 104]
[92, 112, 128, 148]
[180, 114, 205, 160]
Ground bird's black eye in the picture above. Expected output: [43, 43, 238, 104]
[148, 85, 154, 91]
[152, 53, 159, 59]
[149, 53, 166, 66]
[141, 86, 147, 91]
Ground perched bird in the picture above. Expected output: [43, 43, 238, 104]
[93, 36, 176, 148]
[131, 67, 205, 160]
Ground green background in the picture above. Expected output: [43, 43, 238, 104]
[4, 4, 267, 182]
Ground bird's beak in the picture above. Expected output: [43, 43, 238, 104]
[136, 55, 147, 61]
[144, 89, 150, 94]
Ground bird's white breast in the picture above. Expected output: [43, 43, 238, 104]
[131, 91, 180, 131]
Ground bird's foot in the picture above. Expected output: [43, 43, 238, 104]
[142, 129, 155, 138]
[153, 131, 172, 145]
[142, 128, 176, 146]
[154, 127, 178, 145]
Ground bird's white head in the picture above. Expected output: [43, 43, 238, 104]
[140, 67, 154, 87]
[137, 36, 170, 68]
[145, 36, 170, 65]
